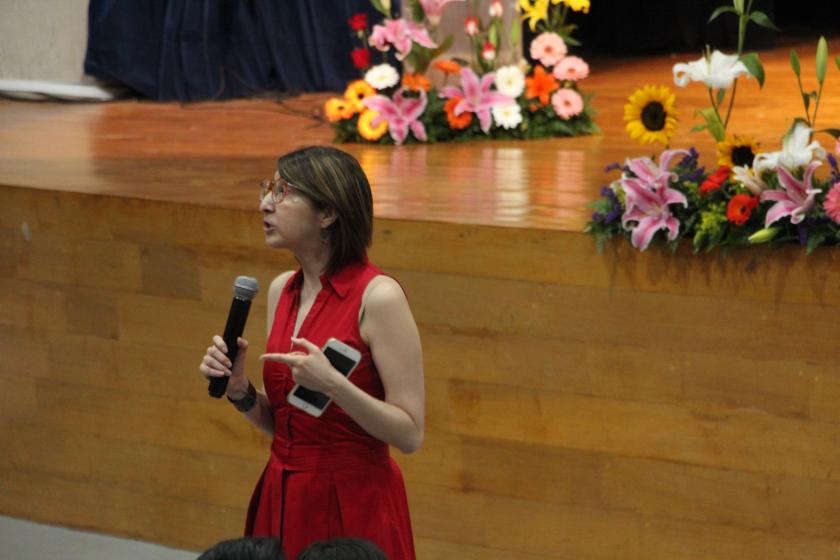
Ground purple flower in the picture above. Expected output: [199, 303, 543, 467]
[604, 162, 621, 173]
[761, 161, 821, 227]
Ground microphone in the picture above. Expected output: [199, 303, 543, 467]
[208, 276, 260, 398]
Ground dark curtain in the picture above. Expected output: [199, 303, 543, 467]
[84, 0, 398, 101]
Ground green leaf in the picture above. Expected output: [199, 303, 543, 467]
[817, 128, 840, 139]
[803, 92, 811, 112]
[709, 5, 737, 22]
[429, 34, 454, 60]
[749, 10, 780, 31]
[488, 23, 499, 48]
[716, 88, 726, 106]
[695, 108, 725, 141]
[836, 55, 840, 71]
[740, 52, 765, 87]
[509, 18, 521, 50]
[790, 49, 801, 77]
[690, 124, 709, 133]
[816, 36, 828, 84]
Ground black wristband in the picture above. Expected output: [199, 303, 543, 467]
[227, 380, 257, 413]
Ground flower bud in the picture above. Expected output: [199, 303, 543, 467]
[489, 0, 503, 17]
[747, 226, 781, 244]
[464, 16, 479, 36]
[482, 42, 496, 61]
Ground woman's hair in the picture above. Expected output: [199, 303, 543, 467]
[295, 537, 387, 560]
[197, 536, 286, 560]
[277, 146, 373, 275]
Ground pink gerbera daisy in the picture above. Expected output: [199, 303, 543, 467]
[529, 32, 567, 68]
[551, 88, 583, 119]
[553, 56, 590, 82]
[824, 182, 840, 224]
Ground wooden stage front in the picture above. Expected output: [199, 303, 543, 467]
[3, 38, 840, 559]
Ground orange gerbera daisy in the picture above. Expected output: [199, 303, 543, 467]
[444, 97, 472, 129]
[324, 98, 355, 122]
[402, 73, 432, 92]
[525, 65, 559, 105]
[343, 80, 376, 112]
[433, 59, 462, 75]
[357, 110, 388, 141]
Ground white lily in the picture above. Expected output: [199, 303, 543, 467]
[753, 121, 826, 175]
[731, 165, 766, 194]
[673, 50, 751, 90]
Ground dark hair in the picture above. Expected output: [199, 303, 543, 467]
[277, 146, 373, 275]
[295, 538, 387, 560]
[197, 536, 286, 560]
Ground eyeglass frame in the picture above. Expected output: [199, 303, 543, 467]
[260, 177, 300, 205]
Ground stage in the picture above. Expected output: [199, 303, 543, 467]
[3, 37, 840, 559]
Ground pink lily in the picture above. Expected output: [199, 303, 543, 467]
[369, 18, 437, 61]
[760, 161, 821, 227]
[620, 150, 689, 251]
[418, 0, 464, 26]
[623, 149, 689, 189]
[363, 88, 428, 145]
[439, 67, 514, 133]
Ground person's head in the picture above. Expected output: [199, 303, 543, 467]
[197, 536, 286, 560]
[260, 146, 373, 275]
[295, 537, 387, 560]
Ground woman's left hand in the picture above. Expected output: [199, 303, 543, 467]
[260, 337, 344, 395]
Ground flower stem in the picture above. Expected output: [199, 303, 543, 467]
[795, 72, 812, 126]
[812, 81, 824, 129]
[708, 88, 724, 128]
[723, 79, 738, 130]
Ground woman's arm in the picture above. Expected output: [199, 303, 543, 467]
[262, 275, 425, 454]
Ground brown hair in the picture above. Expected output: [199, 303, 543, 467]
[277, 146, 373, 274]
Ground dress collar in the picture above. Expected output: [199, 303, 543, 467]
[288, 257, 368, 300]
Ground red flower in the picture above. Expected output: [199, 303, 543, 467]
[348, 13, 368, 32]
[700, 165, 731, 195]
[726, 194, 759, 225]
[350, 48, 371, 70]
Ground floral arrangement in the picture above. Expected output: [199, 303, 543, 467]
[323, 0, 599, 144]
[586, 1, 840, 254]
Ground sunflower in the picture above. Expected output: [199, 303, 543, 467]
[717, 135, 759, 169]
[343, 80, 376, 112]
[624, 85, 678, 145]
[324, 98, 356, 122]
[357, 110, 388, 141]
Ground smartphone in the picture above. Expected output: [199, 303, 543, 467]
[287, 338, 362, 418]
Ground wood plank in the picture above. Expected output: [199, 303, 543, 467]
[427, 377, 840, 481]
[6, 423, 263, 510]
[0, 468, 237, 551]
[641, 516, 840, 560]
[408, 482, 642, 560]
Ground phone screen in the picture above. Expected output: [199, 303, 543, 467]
[291, 346, 358, 409]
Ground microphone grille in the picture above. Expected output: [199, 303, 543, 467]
[233, 276, 260, 300]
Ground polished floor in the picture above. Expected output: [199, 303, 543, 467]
[1, 37, 838, 234]
[0, 515, 197, 560]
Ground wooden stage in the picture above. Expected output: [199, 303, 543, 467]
[3, 37, 840, 559]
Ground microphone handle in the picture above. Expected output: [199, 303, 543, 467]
[208, 297, 252, 398]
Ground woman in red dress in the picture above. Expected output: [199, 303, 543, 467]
[199, 146, 424, 559]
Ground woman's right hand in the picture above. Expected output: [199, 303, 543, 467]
[199, 335, 250, 397]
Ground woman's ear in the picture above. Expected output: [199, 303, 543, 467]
[320, 207, 338, 229]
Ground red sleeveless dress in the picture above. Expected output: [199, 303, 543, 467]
[245, 259, 416, 560]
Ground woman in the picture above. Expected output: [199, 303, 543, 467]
[199, 146, 424, 559]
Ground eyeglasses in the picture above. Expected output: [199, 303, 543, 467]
[260, 177, 297, 205]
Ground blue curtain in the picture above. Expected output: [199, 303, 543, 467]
[84, 0, 397, 101]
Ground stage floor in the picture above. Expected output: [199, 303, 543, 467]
[1, 37, 838, 232]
